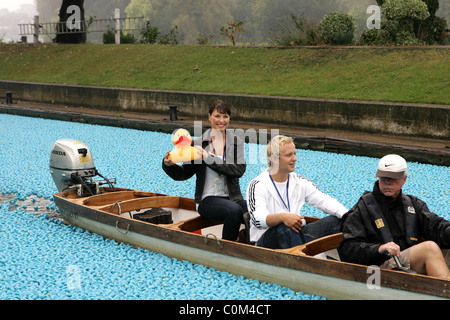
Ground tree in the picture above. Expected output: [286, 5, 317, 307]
[382, 0, 430, 43]
[125, 0, 236, 44]
[360, 0, 446, 45]
[55, 0, 86, 43]
[416, 0, 448, 44]
[35, 0, 61, 22]
[220, 20, 244, 45]
[383, 0, 430, 26]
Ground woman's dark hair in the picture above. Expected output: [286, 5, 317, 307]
[208, 100, 231, 116]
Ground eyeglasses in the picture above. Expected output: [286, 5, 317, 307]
[379, 177, 399, 183]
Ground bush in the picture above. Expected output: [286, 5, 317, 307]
[140, 23, 178, 45]
[102, 29, 138, 44]
[396, 30, 420, 45]
[197, 33, 214, 45]
[158, 26, 178, 45]
[417, 14, 448, 44]
[358, 19, 398, 45]
[381, 0, 430, 45]
[318, 12, 356, 45]
[271, 14, 323, 46]
[140, 22, 160, 44]
[359, 29, 381, 45]
[382, 0, 430, 22]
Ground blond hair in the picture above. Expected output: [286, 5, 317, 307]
[267, 135, 294, 167]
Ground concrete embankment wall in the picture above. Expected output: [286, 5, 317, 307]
[0, 80, 449, 139]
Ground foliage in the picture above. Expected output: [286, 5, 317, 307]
[103, 22, 178, 44]
[359, 19, 399, 45]
[417, 0, 448, 44]
[102, 30, 115, 44]
[158, 26, 178, 45]
[102, 29, 138, 44]
[122, 0, 377, 44]
[125, 0, 237, 44]
[382, 0, 430, 44]
[383, 0, 429, 22]
[360, 0, 448, 45]
[33, 0, 449, 45]
[395, 30, 421, 44]
[318, 12, 356, 45]
[270, 14, 323, 46]
[220, 20, 245, 45]
[197, 34, 214, 45]
[359, 29, 382, 45]
[140, 21, 160, 44]
[139, 23, 178, 44]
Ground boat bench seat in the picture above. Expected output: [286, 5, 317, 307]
[301, 232, 343, 256]
[277, 232, 343, 258]
[174, 213, 254, 245]
[177, 215, 223, 232]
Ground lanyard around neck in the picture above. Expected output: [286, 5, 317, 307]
[269, 174, 290, 212]
[210, 134, 226, 161]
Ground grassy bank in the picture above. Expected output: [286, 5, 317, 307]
[0, 44, 449, 104]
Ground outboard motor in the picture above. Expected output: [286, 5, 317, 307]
[49, 139, 115, 197]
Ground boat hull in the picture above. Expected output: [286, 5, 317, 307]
[54, 190, 450, 300]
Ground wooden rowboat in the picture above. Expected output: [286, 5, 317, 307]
[54, 187, 450, 300]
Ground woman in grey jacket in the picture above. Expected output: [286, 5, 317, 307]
[162, 100, 247, 241]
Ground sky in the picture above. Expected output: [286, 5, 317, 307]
[0, 0, 35, 12]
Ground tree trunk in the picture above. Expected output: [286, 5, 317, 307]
[54, 0, 86, 43]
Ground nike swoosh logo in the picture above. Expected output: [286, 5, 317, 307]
[385, 164, 393, 167]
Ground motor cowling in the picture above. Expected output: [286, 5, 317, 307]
[49, 139, 114, 196]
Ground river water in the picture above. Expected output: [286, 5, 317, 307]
[0, 113, 448, 300]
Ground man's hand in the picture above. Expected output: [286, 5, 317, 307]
[378, 241, 401, 257]
[266, 213, 305, 233]
[281, 213, 305, 233]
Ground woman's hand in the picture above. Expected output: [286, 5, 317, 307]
[194, 145, 209, 159]
[163, 151, 174, 166]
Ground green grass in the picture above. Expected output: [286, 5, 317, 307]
[0, 44, 449, 104]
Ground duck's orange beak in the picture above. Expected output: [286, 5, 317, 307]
[175, 135, 191, 146]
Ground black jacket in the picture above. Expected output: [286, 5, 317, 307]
[162, 129, 246, 204]
[338, 181, 450, 266]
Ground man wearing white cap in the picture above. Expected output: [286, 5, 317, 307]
[339, 154, 450, 279]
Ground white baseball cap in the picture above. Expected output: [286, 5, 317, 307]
[376, 154, 407, 180]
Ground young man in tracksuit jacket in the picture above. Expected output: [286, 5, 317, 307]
[338, 154, 450, 279]
[246, 135, 348, 249]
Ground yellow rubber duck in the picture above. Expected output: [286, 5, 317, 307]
[168, 128, 202, 163]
